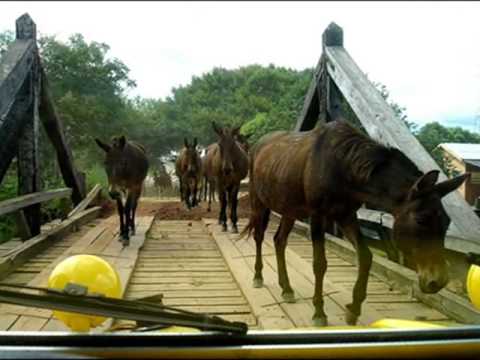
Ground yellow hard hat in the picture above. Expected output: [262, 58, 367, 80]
[48, 255, 122, 332]
[467, 264, 480, 310]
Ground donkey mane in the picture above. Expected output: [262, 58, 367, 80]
[331, 121, 421, 184]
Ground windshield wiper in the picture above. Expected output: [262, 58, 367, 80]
[0, 283, 248, 334]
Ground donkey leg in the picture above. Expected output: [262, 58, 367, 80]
[273, 217, 295, 302]
[252, 208, 270, 288]
[123, 193, 133, 245]
[219, 189, 228, 231]
[115, 197, 127, 241]
[337, 214, 372, 325]
[311, 216, 328, 326]
[130, 188, 141, 236]
[207, 185, 212, 212]
[229, 186, 240, 233]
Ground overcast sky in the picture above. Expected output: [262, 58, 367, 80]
[1, 1, 479, 130]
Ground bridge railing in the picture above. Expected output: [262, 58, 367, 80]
[0, 14, 87, 239]
[294, 22, 480, 256]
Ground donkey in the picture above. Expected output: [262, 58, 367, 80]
[242, 120, 468, 326]
[204, 122, 249, 232]
[202, 143, 217, 211]
[95, 135, 149, 246]
[175, 138, 202, 209]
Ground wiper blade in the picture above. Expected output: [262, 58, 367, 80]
[0, 283, 248, 334]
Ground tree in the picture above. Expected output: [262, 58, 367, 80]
[416, 122, 480, 176]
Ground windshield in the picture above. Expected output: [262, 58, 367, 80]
[0, 0, 479, 355]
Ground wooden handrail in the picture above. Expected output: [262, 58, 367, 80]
[0, 188, 72, 217]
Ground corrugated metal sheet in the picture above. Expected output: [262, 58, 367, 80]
[438, 143, 480, 161]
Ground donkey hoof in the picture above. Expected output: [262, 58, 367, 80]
[231, 225, 239, 234]
[312, 316, 328, 327]
[345, 306, 359, 326]
[207, 208, 211, 212]
[282, 291, 296, 303]
[221, 224, 228, 232]
[253, 278, 264, 288]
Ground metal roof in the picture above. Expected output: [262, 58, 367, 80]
[437, 143, 480, 161]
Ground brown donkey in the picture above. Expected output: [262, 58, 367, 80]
[242, 120, 468, 326]
[203, 132, 250, 210]
[95, 135, 149, 246]
[175, 138, 202, 209]
[205, 122, 248, 232]
[202, 143, 216, 209]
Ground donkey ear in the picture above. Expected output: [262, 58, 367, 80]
[184, 137, 189, 148]
[212, 122, 223, 137]
[119, 135, 126, 149]
[193, 137, 198, 148]
[434, 173, 470, 198]
[95, 138, 111, 153]
[232, 126, 241, 137]
[412, 170, 440, 193]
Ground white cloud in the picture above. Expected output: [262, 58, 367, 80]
[1, 1, 479, 127]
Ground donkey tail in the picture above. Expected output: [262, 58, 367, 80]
[240, 216, 254, 240]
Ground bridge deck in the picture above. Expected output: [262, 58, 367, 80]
[0, 211, 461, 332]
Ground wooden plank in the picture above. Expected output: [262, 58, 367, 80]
[100, 216, 154, 331]
[0, 188, 72, 216]
[127, 289, 243, 299]
[163, 297, 248, 307]
[205, 220, 294, 330]
[67, 184, 101, 218]
[130, 277, 234, 285]
[132, 271, 231, 278]
[0, 206, 101, 282]
[0, 314, 18, 330]
[324, 45, 480, 251]
[8, 315, 46, 332]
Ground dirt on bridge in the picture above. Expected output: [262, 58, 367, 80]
[100, 194, 251, 221]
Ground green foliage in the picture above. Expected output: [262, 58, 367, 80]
[0, 168, 17, 243]
[416, 122, 480, 176]
[0, 29, 14, 59]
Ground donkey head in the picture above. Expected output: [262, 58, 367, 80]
[212, 122, 241, 176]
[95, 135, 127, 199]
[392, 170, 469, 293]
[183, 138, 199, 175]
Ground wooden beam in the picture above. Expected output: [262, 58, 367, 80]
[0, 188, 72, 217]
[14, 210, 32, 241]
[15, 14, 41, 236]
[0, 39, 36, 184]
[293, 59, 323, 131]
[0, 206, 101, 282]
[67, 184, 101, 218]
[38, 66, 85, 205]
[0, 39, 35, 120]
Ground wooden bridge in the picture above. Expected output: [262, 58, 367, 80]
[0, 197, 475, 332]
[1, 14, 480, 332]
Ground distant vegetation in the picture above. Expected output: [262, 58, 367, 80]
[1, 30, 479, 241]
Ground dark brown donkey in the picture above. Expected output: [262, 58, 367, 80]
[242, 120, 468, 326]
[203, 132, 250, 210]
[204, 122, 249, 232]
[175, 138, 202, 209]
[202, 143, 217, 209]
[95, 136, 149, 246]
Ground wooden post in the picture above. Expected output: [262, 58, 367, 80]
[39, 67, 86, 204]
[16, 14, 41, 236]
